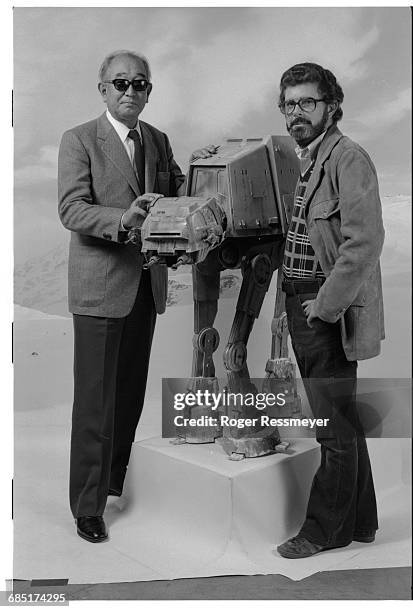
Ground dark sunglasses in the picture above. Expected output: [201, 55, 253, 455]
[103, 78, 150, 92]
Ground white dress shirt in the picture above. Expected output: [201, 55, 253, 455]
[106, 109, 142, 169]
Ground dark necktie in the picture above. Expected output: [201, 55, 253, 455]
[128, 129, 145, 192]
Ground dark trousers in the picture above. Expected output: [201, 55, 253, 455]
[69, 271, 156, 518]
[285, 291, 378, 547]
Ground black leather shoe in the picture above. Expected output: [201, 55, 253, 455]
[76, 516, 108, 543]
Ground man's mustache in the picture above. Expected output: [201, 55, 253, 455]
[289, 119, 311, 127]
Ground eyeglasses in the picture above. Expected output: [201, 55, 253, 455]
[279, 97, 326, 115]
[103, 78, 150, 92]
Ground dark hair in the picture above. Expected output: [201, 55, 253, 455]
[279, 62, 344, 122]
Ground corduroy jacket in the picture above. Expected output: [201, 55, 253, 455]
[295, 125, 385, 360]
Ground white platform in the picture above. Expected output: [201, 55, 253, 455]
[125, 438, 319, 547]
[108, 436, 410, 582]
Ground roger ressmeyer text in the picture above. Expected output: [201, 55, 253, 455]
[174, 415, 330, 429]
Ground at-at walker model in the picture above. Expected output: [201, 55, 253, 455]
[135, 136, 302, 459]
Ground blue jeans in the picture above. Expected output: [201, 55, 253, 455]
[286, 292, 378, 547]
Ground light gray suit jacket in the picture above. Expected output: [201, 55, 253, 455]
[58, 112, 185, 317]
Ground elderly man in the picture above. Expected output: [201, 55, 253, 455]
[58, 50, 214, 542]
[275, 63, 384, 558]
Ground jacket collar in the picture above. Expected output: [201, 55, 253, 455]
[302, 124, 344, 211]
[96, 113, 159, 195]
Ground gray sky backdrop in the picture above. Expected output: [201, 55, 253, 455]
[14, 6, 411, 265]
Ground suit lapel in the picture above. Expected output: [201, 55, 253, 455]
[141, 121, 159, 193]
[97, 113, 140, 196]
[303, 126, 343, 213]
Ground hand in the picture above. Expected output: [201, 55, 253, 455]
[189, 144, 219, 163]
[302, 299, 318, 328]
[121, 194, 162, 229]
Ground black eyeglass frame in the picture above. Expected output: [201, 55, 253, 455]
[279, 97, 326, 115]
[103, 78, 151, 92]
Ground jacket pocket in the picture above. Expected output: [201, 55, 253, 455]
[69, 246, 109, 307]
[310, 198, 340, 221]
[308, 198, 342, 264]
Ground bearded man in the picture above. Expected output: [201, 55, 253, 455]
[276, 63, 385, 558]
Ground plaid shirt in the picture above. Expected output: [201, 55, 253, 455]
[282, 159, 325, 279]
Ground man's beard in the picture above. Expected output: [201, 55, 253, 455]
[287, 107, 329, 147]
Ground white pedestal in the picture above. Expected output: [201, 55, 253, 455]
[125, 437, 321, 547]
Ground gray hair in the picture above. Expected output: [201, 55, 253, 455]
[98, 50, 152, 82]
